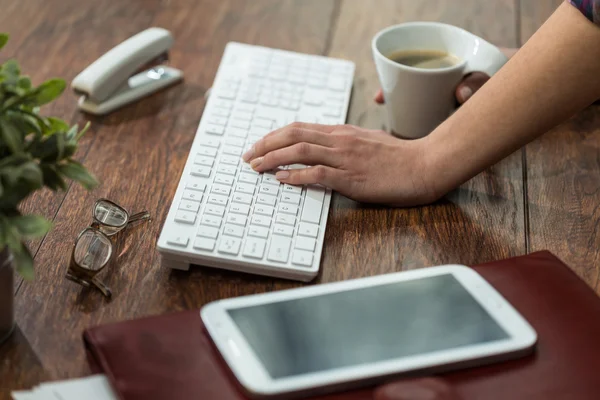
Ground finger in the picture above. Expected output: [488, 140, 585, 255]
[250, 143, 340, 172]
[244, 128, 335, 162]
[374, 89, 385, 104]
[455, 72, 490, 104]
[262, 122, 338, 142]
[275, 165, 343, 190]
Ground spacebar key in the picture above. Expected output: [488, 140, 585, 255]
[301, 186, 325, 224]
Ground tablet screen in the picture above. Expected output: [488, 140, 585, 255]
[227, 274, 509, 379]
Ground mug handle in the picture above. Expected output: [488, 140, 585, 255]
[463, 37, 508, 76]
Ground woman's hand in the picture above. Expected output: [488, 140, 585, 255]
[242, 123, 437, 206]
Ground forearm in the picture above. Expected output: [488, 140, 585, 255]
[425, 2, 600, 197]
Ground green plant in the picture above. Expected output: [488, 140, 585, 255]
[0, 33, 98, 279]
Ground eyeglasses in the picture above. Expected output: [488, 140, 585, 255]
[65, 199, 150, 298]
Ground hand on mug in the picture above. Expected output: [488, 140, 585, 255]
[374, 48, 517, 105]
[242, 123, 437, 206]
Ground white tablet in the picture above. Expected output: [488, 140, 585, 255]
[201, 265, 537, 398]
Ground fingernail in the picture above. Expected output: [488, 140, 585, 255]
[276, 171, 290, 180]
[458, 86, 473, 102]
[242, 146, 255, 162]
[250, 157, 263, 170]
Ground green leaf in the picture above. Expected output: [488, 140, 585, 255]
[40, 164, 67, 191]
[18, 161, 43, 189]
[30, 78, 66, 106]
[47, 117, 69, 133]
[17, 76, 31, 90]
[75, 121, 91, 141]
[0, 117, 23, 153]
[0, 33, 8, 50]
[12, 242, 34, 280]
[11, 214, 52, 239]
[57, 160, 98, 189]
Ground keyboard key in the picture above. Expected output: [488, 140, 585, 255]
[262, 174, 279, 185]
[167, 235, 189, 247]
[251, 215, 272, 228]
[211, 108, 230, 118]
[267, 235, 291, 263]
[186, 181, 206, 192]
[273, 224, 294, 237]
[214, 99, 234, 109]
[198, 147, 218, 157]
[201, 215, 222, 228]
[191, 165, 211, 178]
[221, 155, 239, 166]
[275, 214, 296, 226]
[218, 237, 241, 255]
[301, 186, 325, 224]
[231, 119, 251, 129]
[253, 118, 273, 129]
[295, 236, 316, 251]
[182, 189, 203, 202]
[298, 222, 318, 238]
[243, 237, 266, 259]
[257, 194, 276, 206]
[223, 146, 242, 156]
[254, 204, 274, 217]
[227, 214, 247, 226]
[208, 194, 228, 206]
[248, 225, 269, 238]
[212, 184, 231, 196]
[239, 173, 258, 185]
[259, 184, 279, 196]
[217, 165, 237, 175]
[241, 164, 259, 175]
[179, 200, 200, 213]
[193, 237, 215, 251]
[236, 183, 255, 194]
[225, 138, 245, 147]
[223, 224, 244, 238]
[292, 250, 313, 267]
[323, 106, 342, 118]
[175, 210, 196, 224]
[232, 111, 253, 121]
[197, 225, 219, 239]
[278, 203, 298, 215]
[207, 116, 228, 126]
[202, 138, 221, 148]
[281, 192, 301, 205]
[214, 174, 234, 186]
[194, 156, 214, 167]
[206, 124, 225, 136]
[236, 104, 255, 113]
[229, 128, 249, 138]
[233, 193, 253, 205]
[230, 204, 250, 215]
[283, 184, 302, 194]
[328, 76, 347, 92]
[204, 204, 225, 217]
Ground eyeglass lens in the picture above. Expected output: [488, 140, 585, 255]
[94, 200, 128, 235]
[74, 230, 113, 272]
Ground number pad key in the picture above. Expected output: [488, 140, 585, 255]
[243, 237, 266, 259]
[218, 237, 241, 255]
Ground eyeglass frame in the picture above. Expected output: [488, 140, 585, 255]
[65, 198, 150, 298]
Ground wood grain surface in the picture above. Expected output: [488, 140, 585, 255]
[0, 0, 597, 397]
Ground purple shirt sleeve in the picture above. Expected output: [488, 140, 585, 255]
[569, 0, 600, 25]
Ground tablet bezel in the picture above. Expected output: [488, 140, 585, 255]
[201, 265, 537, 397]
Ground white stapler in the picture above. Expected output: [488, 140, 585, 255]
[72, 27, 183, 115]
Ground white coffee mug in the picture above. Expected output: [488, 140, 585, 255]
[372, 22, 508, 139]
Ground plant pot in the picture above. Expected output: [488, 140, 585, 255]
[0, 246, 15, 344]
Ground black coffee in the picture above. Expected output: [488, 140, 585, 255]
[386, 49, 461, 69]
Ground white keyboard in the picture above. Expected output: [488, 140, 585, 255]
[156, 42, 354, 281]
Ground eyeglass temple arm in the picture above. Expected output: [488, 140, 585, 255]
[127, 211, 151, 225]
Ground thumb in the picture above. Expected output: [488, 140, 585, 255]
[455, 72, 490, 104]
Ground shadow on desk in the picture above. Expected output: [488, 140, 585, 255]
[0, 326, 46, 395]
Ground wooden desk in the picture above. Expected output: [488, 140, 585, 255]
[2, 0, 598, 397]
